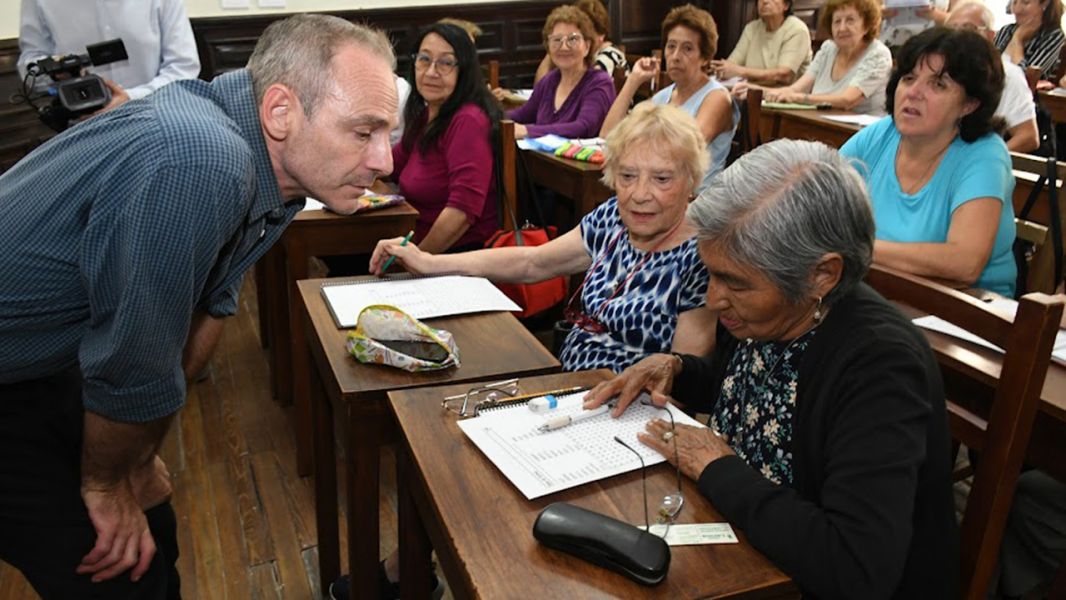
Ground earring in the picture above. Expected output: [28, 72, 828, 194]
[813, 296, 824, 324]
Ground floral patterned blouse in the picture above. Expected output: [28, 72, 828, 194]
[710, 329, 817, 485]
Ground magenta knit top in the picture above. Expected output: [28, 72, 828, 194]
[392, 103, 498, 250]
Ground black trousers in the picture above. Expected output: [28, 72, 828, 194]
[0, 368, 181, 599]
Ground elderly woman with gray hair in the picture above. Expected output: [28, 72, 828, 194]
[585, 139, 958, 598]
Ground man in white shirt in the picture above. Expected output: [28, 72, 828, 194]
[18, 0, 200, 115]
[947, 1, 1040, 152]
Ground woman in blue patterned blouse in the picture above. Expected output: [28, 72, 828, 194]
[586, 139, 958, 598]
[370, 102, 717, 372]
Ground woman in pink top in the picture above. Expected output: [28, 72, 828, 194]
[393, 22, 502, 253]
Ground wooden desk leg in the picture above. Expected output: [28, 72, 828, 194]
[263, 245, 286, 399]
[311, 360, 340, 594]
[254, 255, 270, 349]
[398, 443, 432, 600]
[347, 405, 383, 599]
[286, 235, 314, 476]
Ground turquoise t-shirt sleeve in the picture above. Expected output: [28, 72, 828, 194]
[947, 136, 1012, 213]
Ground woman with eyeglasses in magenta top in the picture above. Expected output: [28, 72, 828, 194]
[370, 103, 716, 373]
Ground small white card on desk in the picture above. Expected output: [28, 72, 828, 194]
[642, 523, 739, 546]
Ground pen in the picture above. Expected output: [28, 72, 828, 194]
[380, 230, 413, 274]
[538, 404, 609, 432]
[505, 385, 592, 405]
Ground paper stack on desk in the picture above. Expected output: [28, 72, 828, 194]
[321, 275, 520, 328]
[458, 391, 705, 499]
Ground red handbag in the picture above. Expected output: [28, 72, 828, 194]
[484, 225, 567, 318]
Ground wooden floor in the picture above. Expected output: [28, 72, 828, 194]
[0, 275, 397, 600]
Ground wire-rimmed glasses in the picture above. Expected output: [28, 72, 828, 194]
[412, 52, 459, 76]
[614, 403, 685, 539]
[441, 378, 520, 418]
[547, 33, 585, 49]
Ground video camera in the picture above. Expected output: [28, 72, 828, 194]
[22, 39, 128, 132]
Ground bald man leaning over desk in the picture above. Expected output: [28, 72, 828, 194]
[0, 15, 397, 599]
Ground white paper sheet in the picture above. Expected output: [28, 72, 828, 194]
[913, 305, 1066, 367]
[321, 275, 520, 328]
[823, 113, 883, 127]
[458, 392, 706, 500]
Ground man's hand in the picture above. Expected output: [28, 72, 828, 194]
[79, 412, 172, 583]
[78, 478, 157, 583]
[583, 353, 682, 417]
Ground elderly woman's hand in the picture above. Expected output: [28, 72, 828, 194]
[638, 420, 735, 481]
[583, 353, 681, 417]
[709, 58, 741, 80]
[369, 236, 434, 276]
[628, 56, 660, 87]
[764, 88, 804, 104]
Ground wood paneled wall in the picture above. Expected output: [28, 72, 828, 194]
[0, 0, 828, 173]
[0, 39, 55, 173]
[192, 1, 569, 86]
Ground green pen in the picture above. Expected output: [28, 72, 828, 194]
[380, 230, 413, 274]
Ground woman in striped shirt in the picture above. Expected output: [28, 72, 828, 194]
[993, 0, 1065, 78]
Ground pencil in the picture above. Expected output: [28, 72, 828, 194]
[380, 230, 413, 275]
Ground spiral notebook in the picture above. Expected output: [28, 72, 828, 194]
[457, 391, 706, 500]
[321, 274, 520, 328]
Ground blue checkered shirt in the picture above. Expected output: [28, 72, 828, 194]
[0, 70, 302, 422]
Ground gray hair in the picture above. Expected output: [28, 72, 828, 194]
[247, 14, 395, 117]
[687, 139, 875, 307]
[948, 1, 996, 30]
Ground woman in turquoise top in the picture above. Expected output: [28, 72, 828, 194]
[600, 4, 737, 193]
[840, 27, 1016, 296]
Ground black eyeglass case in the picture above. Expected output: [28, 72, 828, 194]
[532, 502, 670, 586]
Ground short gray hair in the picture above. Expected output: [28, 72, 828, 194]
[247, 14, 395, 117]
[687, 139, 875, 307]
[948, 1, 996, 30]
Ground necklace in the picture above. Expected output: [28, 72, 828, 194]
[722, 326, 819, 448]
[896, 136, 953, 195]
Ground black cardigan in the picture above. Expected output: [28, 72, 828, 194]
[674, 283, 958, 600]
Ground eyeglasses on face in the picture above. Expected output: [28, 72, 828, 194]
[413, 53, 459, 75]
[548, 33, 585, 49]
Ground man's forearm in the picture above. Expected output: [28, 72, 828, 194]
[81, 412, 172, 488]
[182, 312, 225, 378]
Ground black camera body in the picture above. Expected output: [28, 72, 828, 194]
[27, 39, 128, 131]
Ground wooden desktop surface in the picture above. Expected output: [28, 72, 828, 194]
[1037, 89, 1066, 125]
[391, 370, 797, 600]
[524, 149, 613, 219]
[256, 202, 419, 477]
[296, 277, 561, 597]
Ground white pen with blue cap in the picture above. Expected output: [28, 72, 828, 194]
[537, 404, 610, 432]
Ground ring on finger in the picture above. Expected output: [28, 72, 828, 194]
[661, 430, 675, 442]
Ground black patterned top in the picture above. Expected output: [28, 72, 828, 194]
[710, 328, 817, 484]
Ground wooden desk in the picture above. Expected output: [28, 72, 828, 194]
[255, 203, 417, 475]
[913, 314, 1066, 483]
[524, 149, 613, 220]
[391, 371, 797, 600]
[759, 107, 861, 149]
[297, 278, 561, 597]
[1037, 90, 1066, 125]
